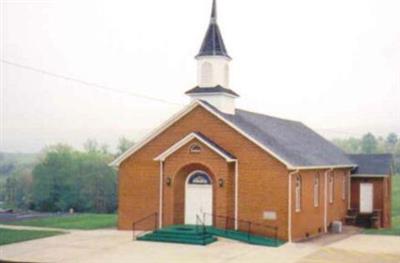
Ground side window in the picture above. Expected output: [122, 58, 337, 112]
[201, 62, 213, 84]
[295, 175, 302, 212]
[314, 174, 319, 207]
[224, 64, 229, 87]
[342, 173, 346, 200]
[329, 173, 334, 204]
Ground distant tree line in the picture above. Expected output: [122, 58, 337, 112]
[332, 132, 400, 174]
[0, 137, 134, 213]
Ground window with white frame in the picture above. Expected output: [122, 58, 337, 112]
[201, 62, 213, 84]
[314, 174, 319, 207]
[295, 175, 302, 212]
[329, 173, 334, 204]
[189, 143, 201, 153]
[342, 174, 346, 200]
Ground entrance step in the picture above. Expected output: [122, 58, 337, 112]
[137, 225, 217, 246]
[136, 225, 284, 247]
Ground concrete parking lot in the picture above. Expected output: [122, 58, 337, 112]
[1, 226, 399, 263]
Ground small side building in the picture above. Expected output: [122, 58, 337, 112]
[348, 154, 393, 228]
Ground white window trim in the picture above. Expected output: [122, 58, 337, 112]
[314, 174, 319, 207]
[329, 173, 334, 204]
[342, 174, 346, 200]
[295, 175, 302, 212]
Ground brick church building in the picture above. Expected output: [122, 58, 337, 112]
[112, 0, 392, 242]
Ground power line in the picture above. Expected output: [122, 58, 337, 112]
[0, 59, 184, 106]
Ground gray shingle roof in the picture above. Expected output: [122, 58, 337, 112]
[196, 0, 230, 59]
[185, 86, 239, 97]
[194, 132, 236, 159]
[348, 154, 393, 175]
[201, 101, 355, 167]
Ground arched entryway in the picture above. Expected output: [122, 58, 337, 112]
[184, 170, 213, 225]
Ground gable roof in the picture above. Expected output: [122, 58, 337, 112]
[201, 101, 356, 168]
[111, 100, 356, 169]
[348, 154, 393, 175]
[154, 132, 236, 162]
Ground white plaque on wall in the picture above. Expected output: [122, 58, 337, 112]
[263, 211, 277, 220]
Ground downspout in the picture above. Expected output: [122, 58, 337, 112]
[288, 169, 299, 243]
[159, 161, 164, 228]
[234, 160, 239, 230]
[324, 168, 333, 232]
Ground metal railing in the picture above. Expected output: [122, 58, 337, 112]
[132, 212, 158, 240]
[203, 213, 279, 246]
[195, 214, 208, 245]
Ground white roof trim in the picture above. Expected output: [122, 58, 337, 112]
[110, 99, 355, 170]
[110, 101, 200, 166]
[153, 132, 236, 162]
[289, 164, 357, 171]
[351, 174, 389, 178]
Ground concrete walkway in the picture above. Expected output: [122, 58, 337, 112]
[0, 224, 71, 232]
[1, 225, 399, 263]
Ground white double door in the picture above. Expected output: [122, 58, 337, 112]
[185, 184, 212, 225]
[360, 183, 373, 213]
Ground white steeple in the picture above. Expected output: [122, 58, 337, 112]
[185, 0, 238, 115]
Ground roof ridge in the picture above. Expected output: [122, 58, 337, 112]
[348, 153, 393, 156]
[235, 108, 303, 124]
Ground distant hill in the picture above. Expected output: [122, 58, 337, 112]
[0, 152, 38, 178]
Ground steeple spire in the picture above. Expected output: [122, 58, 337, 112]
[196, 0, 230, 59]
[210, 0, 217, 23]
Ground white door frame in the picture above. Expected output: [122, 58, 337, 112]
[359, 183, 373, 213]
[185, 170, 213, 225]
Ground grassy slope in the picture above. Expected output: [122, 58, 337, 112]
[0, 228, 64, 245]
[3, 213, 117, 230]
[364, 175, 400, 235]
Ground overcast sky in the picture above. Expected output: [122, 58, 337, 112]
[1, 0, 399, 153]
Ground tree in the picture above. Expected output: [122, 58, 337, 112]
[117, 137, 134, 155]
[84, 139, 99, 153]
[361, 133, 377, 154]
[385, 133, 398, 153]
[31, 143, 117, 213]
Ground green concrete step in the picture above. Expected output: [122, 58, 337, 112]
[138, 234, 217, 245]
[206, 227, 284, 247]
[136, 225, 284, 247]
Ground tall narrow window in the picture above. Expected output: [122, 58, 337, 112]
[201, 62, 213, 84]
[295, 175, 302, 212]
[329, 173, 334, 204]
[314, 174, 319, 207]
[224, 64, 229, 87]
[342, 174, 346, 200]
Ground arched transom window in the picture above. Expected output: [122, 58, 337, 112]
[187, 171, 211, 185]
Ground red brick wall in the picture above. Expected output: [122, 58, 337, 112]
[291, 169, 350, 241]
[118, 104, 353, 241]
[118, 105, 289, 240]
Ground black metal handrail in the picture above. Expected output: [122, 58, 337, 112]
[203, 213, 279, 246]
[196, 214, 208, 245]
[132, 212, 158, 240]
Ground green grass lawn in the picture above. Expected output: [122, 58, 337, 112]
[3, 213, 117, 230]
[0, 228, 65, 245]
[364, 175, 400, 235]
